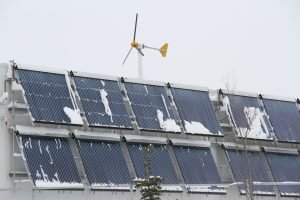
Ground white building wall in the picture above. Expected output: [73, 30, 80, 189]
[0, 63, 11, 188]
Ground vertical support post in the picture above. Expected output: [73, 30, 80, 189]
[137, 49, 143, 79]
[12, 132, 15, 191]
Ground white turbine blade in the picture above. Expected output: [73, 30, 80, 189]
[122, 47, 133, 65]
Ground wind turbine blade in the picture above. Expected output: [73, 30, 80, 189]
[122, 47, 133, 65]
[136, 47, 144, 56]
[133, 13, 138, 42]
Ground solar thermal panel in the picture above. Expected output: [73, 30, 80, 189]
[226, 149, 274, 195]
[263, 99, 300, 142]
[266, 152, 300, 196]
[127, 143, 178, 184]
[20, 135, 82, 188]
[171, 88, 221, 135]
[74, 76, 132, 128]
[173, 146, 221, 185]
[223, 94, 272, 139]
[76, 139, 131, 186]
[124, 83, 180, 132]
[17, 69, 81, 124]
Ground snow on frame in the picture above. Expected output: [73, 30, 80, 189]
[160, 185, 183, 192]
[35, 180, 83, 188]
[91, 183, 131, 190]
[280, 192, 300, 197]
[156, 109, 181, 132]
[222, 96, 272, 140]
[63, 107, 83, 125]
[240, 189, 275, 195]
[186, 185, 226, 193]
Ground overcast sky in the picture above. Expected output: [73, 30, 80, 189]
[1, 0, 300, 98]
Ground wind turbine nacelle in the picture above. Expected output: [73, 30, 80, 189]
[131, 41, 139, 48]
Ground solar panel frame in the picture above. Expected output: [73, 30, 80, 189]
[73, 74, 132, 129]
[262, 97, 300, 143]
[16, 68, 81, 125]
[123, 79, 179, 132]
[170, 84, 222, 136]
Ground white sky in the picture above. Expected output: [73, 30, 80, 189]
[1, 0, 300, 98]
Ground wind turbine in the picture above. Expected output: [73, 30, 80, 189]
[122, 13, 168, 79]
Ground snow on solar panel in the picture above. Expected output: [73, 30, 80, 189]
[263, 99, 300, 142]
[171, 88, 222, 135]
[17, 69, 82, 125]
[226, 149, 274, 195]
[74, 76, 132, 128]
[124, 82, 180, 132]
[20, 135, 82, 188]
[127, 143, 178, 184]
[266, 153, 300, 196]
[222, 94, 272, 140]
[76, 139, 131, 187]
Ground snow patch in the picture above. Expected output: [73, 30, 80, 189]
[35, 165, 83, 188]
[91, 183, 130, 190]
[101, 80, 105, 86]
[160, 185, 183, 192]
[241, 107, 271, 139]
[100, 89, 113, 123]
[63, 107, 83, 125]
[209, 93, 218, 102]
[38, 140, 42, 154]
[184, 121, 213, 135]
[157, 110, 181, 132]
[45, 145, 53, 164]
[144, 85, 148, 94]
[161, 95, 170, 118]
[0, 92, 8, 103]
[240, 189, 275, 195]
[186, 185, 226, 193]
[24, 138, 33, 149]
[35, 180, 83, 188]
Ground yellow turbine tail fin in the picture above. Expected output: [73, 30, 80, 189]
[160, 43, 168, 57]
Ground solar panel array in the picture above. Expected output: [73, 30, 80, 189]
[74, 76, 132, 128]
[171, 88, 221, 135]
[124, 83, 177, 131]
[14, 68, 300, 196]
[76, 139, 131, 186]
[20, 135, 82, 188]
[173, 146, 221, 185]
[263, 99, 300, 142]
[226, 149, 274, 194]
[266, 153, 300, 196]
[17, 69, 77, 124]
[127, 143, 178, 184]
